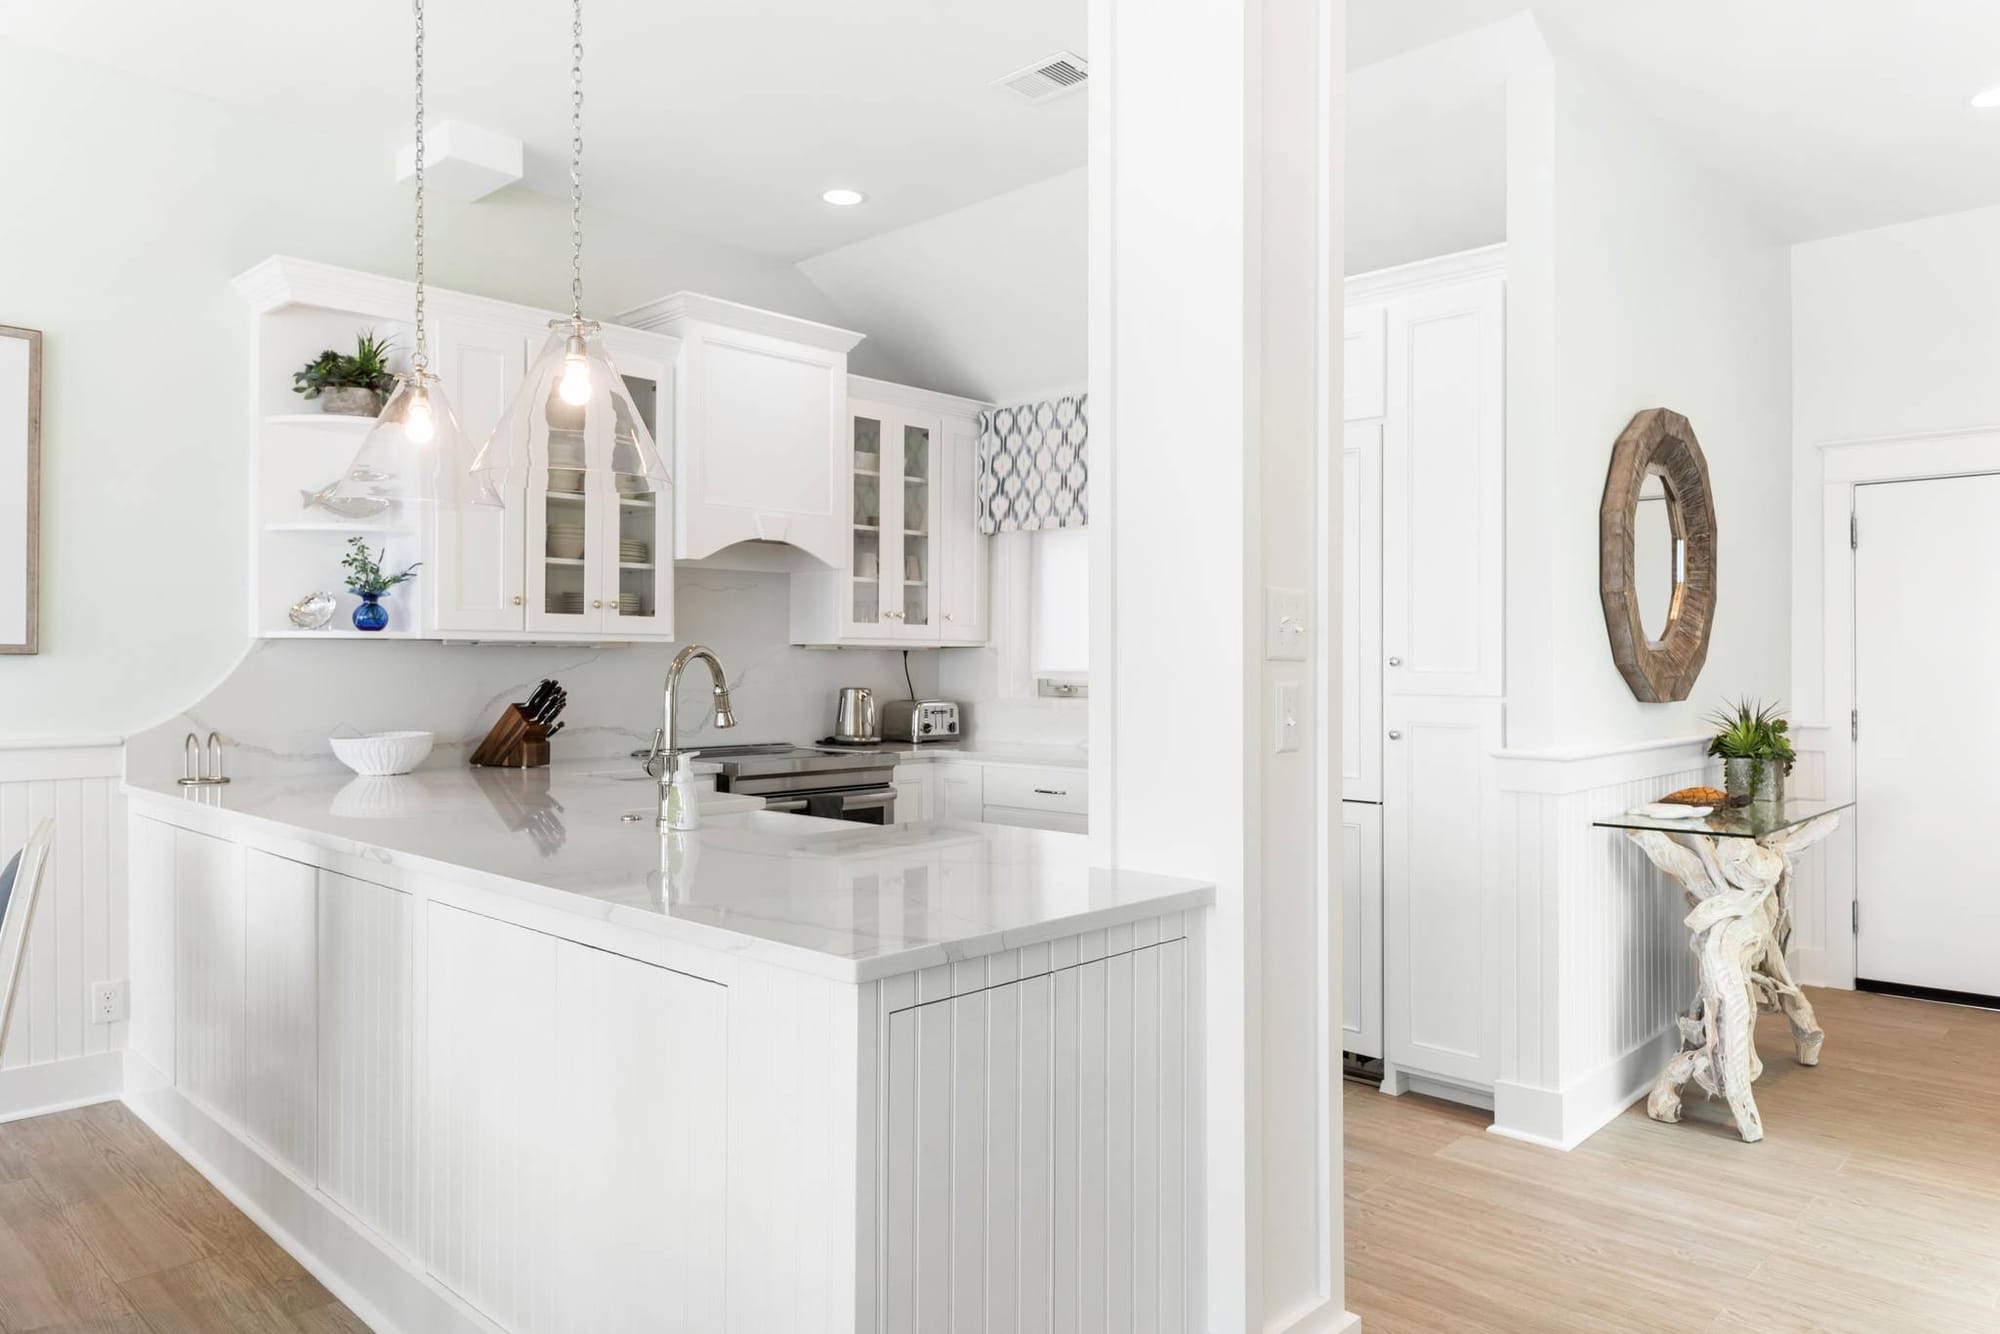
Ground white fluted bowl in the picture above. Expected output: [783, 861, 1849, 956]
[330, 731, 434, 776]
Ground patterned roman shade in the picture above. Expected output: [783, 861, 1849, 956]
[977, 393, 1088, 533]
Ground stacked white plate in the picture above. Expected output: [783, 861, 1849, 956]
[547, 469, 585, 494]
[550, 591, 587, 615]
[619, 539, 650, 565]
[618, 592, 645, 615]
[547, 524, 586, 559]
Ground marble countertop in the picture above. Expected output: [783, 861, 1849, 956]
[820, 741, 1089, 769]
[123, 761, 1203, 984]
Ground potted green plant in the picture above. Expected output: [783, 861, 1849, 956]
[1705, 697, 1796, 807]
[339, 537, 421, 632]
[294, 331, 399, 417]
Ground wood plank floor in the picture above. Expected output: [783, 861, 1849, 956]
[0, 1100, 365, 1333]
[1347, 987, 2000, 1333]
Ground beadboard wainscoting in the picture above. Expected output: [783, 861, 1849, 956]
[0, 739, 127, 1117]
[1490, 737, 1713, 1149]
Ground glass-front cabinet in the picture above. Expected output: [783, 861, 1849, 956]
[843, 398, 941, 640]
[524, 336, 674, 639]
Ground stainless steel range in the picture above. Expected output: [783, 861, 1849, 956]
[689, 742, 899, 824]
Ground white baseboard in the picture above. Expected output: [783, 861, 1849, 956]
[1267, 1299, 1364, 1334]
[1489, 1026, 1676, 1151]
[0, 1051, 123, 1123]
[121, 1061, 499, 1334]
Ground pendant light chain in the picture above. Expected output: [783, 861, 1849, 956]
[410, 0, 430, 373]
[568, 0, 586, 323]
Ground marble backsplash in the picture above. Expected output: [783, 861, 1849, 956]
[128, 569, 939, 782]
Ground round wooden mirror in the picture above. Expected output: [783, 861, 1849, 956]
[1599, 408, 1716, 702]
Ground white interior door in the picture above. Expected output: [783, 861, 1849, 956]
[1855, 473, 2000, 998]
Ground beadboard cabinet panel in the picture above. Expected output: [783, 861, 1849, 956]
[881, 938, 1194, 1334]
[243, 849, 317, 1181]
[174, 828, 245, 1130]
[317, 870, 417, 1255]
[1341, 801, 1384, 1061]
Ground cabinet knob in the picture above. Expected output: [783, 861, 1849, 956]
[944, 612, 954, 622]
[1387, 656, 1402, 667]
[511, 596, 523, 606]
[591, 599, 603, 609]
[1387, 730, 1403, 740]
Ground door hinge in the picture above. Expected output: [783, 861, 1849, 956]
[1851, 708, 1859, 742]
[1850, 511, 1858, 549]
[1852, 900, 1859, 935]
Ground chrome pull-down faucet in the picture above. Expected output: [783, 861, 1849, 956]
[652, 643, 737, 783]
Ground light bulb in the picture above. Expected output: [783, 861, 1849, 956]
[405, 388, 436, 444]
[559, 351, 593, 406]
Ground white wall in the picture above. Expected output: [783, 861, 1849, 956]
[798, 170, 1085, 403]
[0, 38, 903, 741]
[1346, 29, 1509, 276]
[1790, 203, 2000, 722]
[1505, 32, 1793, 750]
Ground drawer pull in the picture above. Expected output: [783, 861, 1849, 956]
[1033, 787, 1067, 797]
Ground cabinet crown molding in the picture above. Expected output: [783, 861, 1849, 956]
[618, 290, 865, 353]
[846, 374, 989, 420]
[1346, 242, 1508, 306]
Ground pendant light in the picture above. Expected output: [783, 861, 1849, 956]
[327, 0, 466, 512]
[468, 0, 670, 508]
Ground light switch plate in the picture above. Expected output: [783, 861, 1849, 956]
[1265, 587, 1308, 661]
[1274, 682, 1300, 753]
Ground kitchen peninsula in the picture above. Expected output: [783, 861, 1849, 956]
[122, 763, 1208, 1334]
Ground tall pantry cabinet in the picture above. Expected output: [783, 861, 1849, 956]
[1342, 246, 1505, 1100]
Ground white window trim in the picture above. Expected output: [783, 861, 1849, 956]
[992, 532, 1088, 703]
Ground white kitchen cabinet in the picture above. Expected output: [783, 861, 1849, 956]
[934, 763, 985, 821]
[1381, 276, 1504, 699]
[983, 764, 1088, 834]
[424, 902, 728, 1334]
[174, 827, 245, 1131]
[433, 317, 529, 635]
[621, 292, 862, 567]
[318, 870, 417, 1255]
[1343, 421, 1384, 803]
[1340, 802, 1384, 1061]
[937, 409, 990, 644]
[524, 335, 676, 639]
[791, 378, 991, 649]
[892, 763, 934, 824]
[881, 938, 1192, 1333]
[1382, 696, 1500, 1089]
[128, 816, 176, 1081]
[243, 849, 317, 1181]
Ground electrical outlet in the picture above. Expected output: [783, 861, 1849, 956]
[89, 979, 128, 1026]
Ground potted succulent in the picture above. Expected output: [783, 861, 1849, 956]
[1705, 697, 1796, 807]
[294, 331, 398, 417]
[339, 537, 421, 632]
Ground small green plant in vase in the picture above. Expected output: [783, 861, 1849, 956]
[340, 538, 420, 633]
[1705, 697, 1796, 807]
[294, 331, 399, 417]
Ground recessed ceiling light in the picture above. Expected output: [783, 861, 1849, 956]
[1973, 85, 2000, 108]
[821, 188, 867, 207]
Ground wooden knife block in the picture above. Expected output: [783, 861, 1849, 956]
[470, 704, 552, 769]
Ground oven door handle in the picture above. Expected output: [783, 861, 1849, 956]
[840, 790, 897, 812]
[763, 796, 811, 813]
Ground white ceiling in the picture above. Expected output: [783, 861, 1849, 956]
[0, 0, 1085, 261]
[1349, 0, 2000, 243]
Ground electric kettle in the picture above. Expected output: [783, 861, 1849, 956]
[833, 687, 880, 743]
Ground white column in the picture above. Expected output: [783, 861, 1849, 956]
[1089, 2, 1351, 1330]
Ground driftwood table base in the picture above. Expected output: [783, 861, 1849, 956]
[1626, 814, 1841, 1143]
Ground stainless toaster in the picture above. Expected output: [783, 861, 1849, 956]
[882, 700, 961, 742]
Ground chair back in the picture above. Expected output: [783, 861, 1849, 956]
[0, 820, 54, 1048]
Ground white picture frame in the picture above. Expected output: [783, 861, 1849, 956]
[0, 325, 40, 655]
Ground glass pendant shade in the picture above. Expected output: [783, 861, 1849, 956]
[326, 371, 464, 513]
[469, 320, 670, 508]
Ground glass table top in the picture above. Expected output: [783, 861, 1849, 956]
[1594, 795, 1855, 840]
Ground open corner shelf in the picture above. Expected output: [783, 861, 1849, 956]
[260, 628, 422, 641]
[264, 521, 416, 535]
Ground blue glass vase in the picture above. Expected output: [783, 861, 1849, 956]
[351, 590, 389, 632]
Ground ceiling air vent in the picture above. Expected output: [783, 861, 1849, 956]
[995, 51, 1089, 104]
